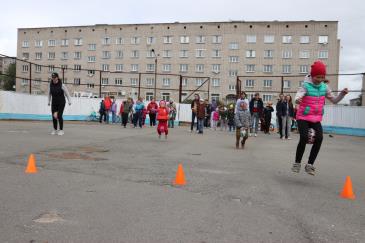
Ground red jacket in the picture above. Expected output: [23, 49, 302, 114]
[147, 102, 158, 114]
[104, 97, 112, 110]
[119, 103, 124, 114]
[157, 107, 169, 120]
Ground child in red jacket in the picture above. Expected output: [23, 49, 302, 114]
[157, 100, 169, 139]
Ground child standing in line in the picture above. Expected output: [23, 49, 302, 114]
[235, 102, 252, 149]
[219, 105, 228, 131]
[292, 61, 348, 175]
[157, 100, 169, 139]
[227, 104, 235, 132]
[196, 99, 206, 134]
[263, 102, 274, 134]
[212, 108, 220, 131]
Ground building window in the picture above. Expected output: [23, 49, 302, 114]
[196, 49, 205, 58]
[116, 37, 123, 45]
[264, 35, 275, 43]
[21, 79, 28, 85]
[211, 94, 220, 101]
[101, 78, 108, 85]
[116, 50, 123, 59]
[163, 50, 172, 58]
[212, 78, 220, 87]
[229, 42, 239, 50]
[115, 78, 123, 85]
[74, 78, 81, 85]
[163, 36, 173, 44]
[33, 79, 41, 86]
[264, 50, 273, 58]
[282, 65, 291, 74]
[35, 52, 42, 60]
[101, 64, 109, 72]
[182, 78, 188, 86]
[87, 70, 95, 75]
[74, 38, 83, 46]
[147, 36, 155, 45]
[245, 79, 255, 87]
[299, 81, 304, 87]
[146, 64, 155, 72]
[163, 64, 171, 72]
[131, 78, 138, 86]
[212, 49, 221, 58]
[102, 51, 111, 59]
[74, 52, 82, 60]
[22, 65, 29, 72]
[180, 64, 188, 73]
[22, 41, 29, 48]
[229, 70, 238, 77]
[48, 65, 55, 72]
[180, 36, 189, 44]
[300, 36, 310, 44]
[299, 50, 310, 59]
[196, 78, 203, 86]
[282, 50, 292, 59]
[318, 50, 328, 59]
[212, 64, 220, 73]
[263, 65, 273, 73]
[246, 50, 256, 58]
[229, 56, 239, 63]
[212, 35, 222, 44]
[229, 84, 236, 91]
[263, 79, 272, 87]
[131, 37, 140, 44]
[146, 50, 154, 58]
[87, 56, 96, 62]
[246, 64, 255, 73]
[146, 78, 154, 86]
[48, 40, 56, 47]
[246, 35, 257, 43]
[179, 50, 188, 58]
[283, 80, 291, 89]
[131, 50, 139, 58]
[263, 94, 273, 102]
[35, 65, 42, 73]
[131, 64, 139, 72]
[300, 65, 309, 74]
[318, 35, 328, 44]
[196, 35, 205, 44]
[162, 93, 170, 101]
[102, 37, 111, 45]
[196, 64, 204, 73]
[282, 36, 292, 44]
[146, 92, 154, 101]
[72, 64, 81, 72]
[87, 83, 95, 89]
[48, 52, 55, 60]
[163, 78, 170, 86]
[116, 64, 123, 71]
[88, 44, 96, 51]
[35, 40, 43, 48]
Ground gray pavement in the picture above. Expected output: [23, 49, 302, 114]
[0, 120, 364, 243]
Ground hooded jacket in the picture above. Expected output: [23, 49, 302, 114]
[235, 105, 252, 129]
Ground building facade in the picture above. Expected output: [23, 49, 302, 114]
[16, 21, 340, 102]
[0, 56, 16, 89]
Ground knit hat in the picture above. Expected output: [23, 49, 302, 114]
[310, 61, 326, 77]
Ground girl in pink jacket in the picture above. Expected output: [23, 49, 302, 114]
[291, 61, 348, 175]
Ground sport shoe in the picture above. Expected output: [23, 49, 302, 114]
[305, 164, 316, 176]
[291, 162, 301, 173]
[254, 133, 257, 137]
[287, 137, 292, 140]
[248, 133, 252, 137]
[57, 130, 64, 136]
[51, 130, 57, 135]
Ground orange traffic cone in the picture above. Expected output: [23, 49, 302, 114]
[173, 164, 186, 186]
[25, 154, 38, 174]
[340, 176, 355, 200]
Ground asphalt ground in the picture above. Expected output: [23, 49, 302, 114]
[0, 120, 364, 243]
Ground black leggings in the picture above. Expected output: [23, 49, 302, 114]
[121, 112, 129, 127]
[295, 120, 323, 165]
[51, 102, 65, 130]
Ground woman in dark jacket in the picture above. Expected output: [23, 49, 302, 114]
[48, 72, 71, 136]
[280, 95, 295, 139]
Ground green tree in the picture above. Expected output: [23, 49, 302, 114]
[1, 63, 16, 91]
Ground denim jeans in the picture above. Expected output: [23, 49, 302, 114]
[197, 118, 204, 133]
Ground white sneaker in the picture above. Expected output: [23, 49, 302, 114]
[248, 133, 252, 137]
[51, 130, 57, 135]
[254, 133, 257, 137]
[57, 130, 64, 136]
[287, 137, 292, 140]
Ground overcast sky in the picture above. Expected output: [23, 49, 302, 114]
[1, 0, 364, 101]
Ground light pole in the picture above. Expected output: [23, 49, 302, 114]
[151, 49, 157, 100]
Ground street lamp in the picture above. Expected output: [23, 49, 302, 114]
[151, 49, 157, 100]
